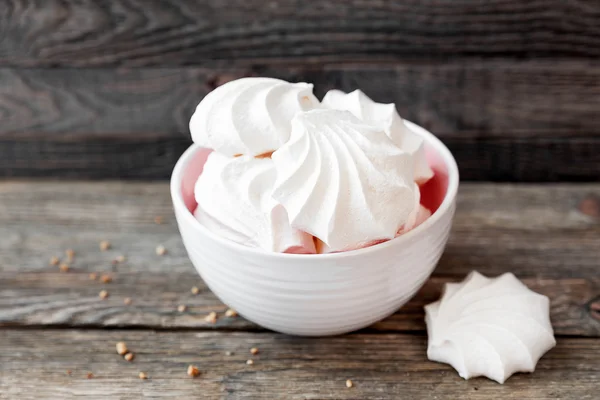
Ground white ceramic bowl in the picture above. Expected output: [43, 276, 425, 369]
[171, 120, 459, 336]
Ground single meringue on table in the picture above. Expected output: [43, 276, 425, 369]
[322, 89, 434, 185]
[272, 109, 417, 252]
[194, 152, 316, 254]
[425, 271, 556, 384]
[189, 77, 319, 157]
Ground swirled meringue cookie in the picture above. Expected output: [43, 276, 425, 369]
[194, 152, 316, 254]
[397, 183, 432, 235]
[425, 271, 556, 384]
[190, 77, 319, 157]
[322, 89, 434, 184]
[316, 185, 431, 254]
[272, 109, 416, 252]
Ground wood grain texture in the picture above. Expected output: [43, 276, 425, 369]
[0, 181, 598, 334]
[1, 330, 598, 400]
[2, 63, 599, 137]
[3, 135, 600, 181]
[0, 135, 191, 179]
[1, 0, 599, 67]
[2, 272, 598, 336]
[444, 136, 600, 182]
[0, 181, 598, 277]
[1, 63, 599, 180]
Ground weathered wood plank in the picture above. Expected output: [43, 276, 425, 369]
[1, 63, 599, 180]
[0, 182, 598, 333]
[1, 0, 599, 67]
[1, 182, 598, 277]
[3, 135, 600, 181]
[2, 64, 599, 137]
[1, 272, 598, 336]
[0, 135, 191, 180]
[445, 136, 600, 182]
[0, 330, 598, 400]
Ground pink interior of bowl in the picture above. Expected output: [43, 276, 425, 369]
[181, 147, 213, 213]
[421, 142, 449, 214]
[180, 143, 450, 217]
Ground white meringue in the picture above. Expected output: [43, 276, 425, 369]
[322, 89, 434, 184]
[317, 202, 432, 254]
[194, 152, 315, 253]
[399, 205, 432, 236]
[190, 77, 319, 157]
[271, 109, 416, 252]
[425, 271, 556, 384]
[412, 205, 432, 229]
[403, 183, 423, 232]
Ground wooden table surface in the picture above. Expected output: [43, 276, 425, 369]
[1, 1, 599, 398]
[0, 181, 598, 399]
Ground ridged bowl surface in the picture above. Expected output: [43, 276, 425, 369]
[171, 120, 459, 336]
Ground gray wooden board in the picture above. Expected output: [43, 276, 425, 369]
[0, 330, 598, 400]
[0, 62, 599, 180]
[1, 0, 599, 67]
[1, 272, 598, 336]
[0, 181, 598, 335]
[3, 64, 599, 137]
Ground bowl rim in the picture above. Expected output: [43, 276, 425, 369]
[171, 119, 459, 259]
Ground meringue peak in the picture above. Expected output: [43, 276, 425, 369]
[322, 89, 433, 184]
[190, 77, 319, 157]
[271, 109, 416, 252]
[323, 89, 398, 133]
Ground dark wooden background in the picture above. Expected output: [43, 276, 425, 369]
[1, 0, 599, 181]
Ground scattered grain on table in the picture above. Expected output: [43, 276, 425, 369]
[155, 245, 167, 256]
[113, 255, 126, 264]
[225, 308, 237, 318]
[116, 342, 128, 355]
[205, 312, 217, 324]
[187, 365, 201, 378]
